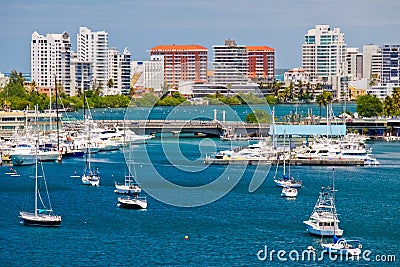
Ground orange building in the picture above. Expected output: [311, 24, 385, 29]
[246, 46, 275, 79]
[150, 44, 208, 86]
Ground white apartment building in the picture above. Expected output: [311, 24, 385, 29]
[345, 47, 363, 81]
[131, 56, 164, 92]
[70, 52, 92, 96]
[77, 26, 108, 93]
[362, 44, 381, 81]
[302, 24, 347, 100]
[283, 67, 310, 86]
[213, 39, 249, 86]
[31, 31, 71, 94]
[107, 47, 131, 95]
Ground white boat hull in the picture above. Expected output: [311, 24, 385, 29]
[322, 241, 361, 256]
[117, 196, 147, 209]
[114, 184, 142, 194]
[281, 187, 298, 197]
[19, 211, 62, 227]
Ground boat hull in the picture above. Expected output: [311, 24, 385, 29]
[19, 212, 61, 227]
[114, 185, 142, 194]
[322, 244, 361, 256]
[117, 197, 147, 209]
[11, 155, 36, 166]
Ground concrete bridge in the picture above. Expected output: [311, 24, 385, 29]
[119, 120, 270, 137]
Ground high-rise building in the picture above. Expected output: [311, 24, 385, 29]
[362, 44, 381, 81]
[70, 52, 92, 96]
[246, 46, 275, 79]
[31, 31, 71, 94]
[131, 56, 165, 93]
[107, 47, 131, 95]
[213, 39, 248, 86]
[77, 26, 108, 92]
[149, 44, 208, 86]
[380, 44, 400, 89]
[345, 47, 363, 81]
[302, 24, 347, 99]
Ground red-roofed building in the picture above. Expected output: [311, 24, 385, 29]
[150, 44, 208, 86]
[246, 46, 275, 79]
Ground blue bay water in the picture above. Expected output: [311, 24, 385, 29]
[65, 103, 356, 122]
[0, 137, 398, 266]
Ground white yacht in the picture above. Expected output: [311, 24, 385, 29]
[114, 174, 142, 194]
[303, 185, 343, 237]
[321, 236, 362, 256]
[117, 195, 147, 209]
[281, 187, 298, 198]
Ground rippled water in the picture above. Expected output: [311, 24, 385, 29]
[0, 138, 398, 266]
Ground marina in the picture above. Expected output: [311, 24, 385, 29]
[0, 136, 399, 265]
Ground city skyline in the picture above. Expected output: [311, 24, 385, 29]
[1, 0, 400, 73]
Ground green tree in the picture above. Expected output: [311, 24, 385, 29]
[315, 90, 333, 116]
[383, 87, 400, 116]
[278, 87, 291, 103]
[106, 78, 114, 95]
[1, 70, 26, 98]
[356, 94, 383, 117]
[245, 109, 271, 123]
[265, 95, 278, 104]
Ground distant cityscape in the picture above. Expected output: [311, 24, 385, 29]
[0, 24, 399, 101]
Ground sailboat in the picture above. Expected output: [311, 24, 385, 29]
[117, 139, 147, 209]
[81, 91, 100, 187]
[303, 169, 343, 237]
[19, 108, 62, 227]
[274, 134, 302, 188]
[114, 136, 141, 194]
[114, 173, 141, 194]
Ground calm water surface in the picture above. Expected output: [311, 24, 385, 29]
[0, 138, 398, 266]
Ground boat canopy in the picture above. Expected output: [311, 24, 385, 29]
[270, 125, 346, 137]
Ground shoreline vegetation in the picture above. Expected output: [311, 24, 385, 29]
[1, 71, 399, 120]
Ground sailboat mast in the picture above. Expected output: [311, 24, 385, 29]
[34, 106, 38, 216]
[55, 75, 60, 154]
[283, 130, 286, 176]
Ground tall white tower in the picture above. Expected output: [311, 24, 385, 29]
[107, 47, 131, 95]
[31, 31, 71, 94]
[302, 25, 347, 99]
[77, 26, 108, 93]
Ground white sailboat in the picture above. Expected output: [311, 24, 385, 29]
[19, 108, 62, 227]
[81, 92, 100, 187]
[117, 139, 147, 209]
[274, 134, 303, 188]
[114, 136, 141, 194]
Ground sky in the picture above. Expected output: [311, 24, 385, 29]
[1, 0, 399, 73]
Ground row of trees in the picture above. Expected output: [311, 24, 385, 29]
[0, 71, 131, 111]
[356, 88, 400, 117]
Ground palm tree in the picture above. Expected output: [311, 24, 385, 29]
[316, 94, 325, 116]
[106, 78, 114, 96]
[278, 87, 291, 103]
[316, 90, 333, 116]
[272, 80, 282, 96]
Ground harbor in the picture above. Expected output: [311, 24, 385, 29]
[0, 137, 398, 265]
